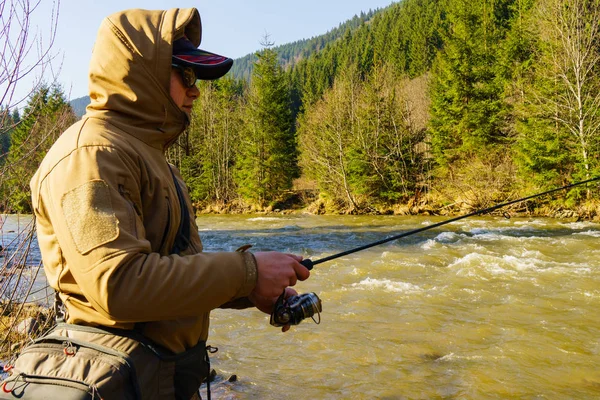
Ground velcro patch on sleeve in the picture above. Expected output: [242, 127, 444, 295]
[61, 180, 119, 255]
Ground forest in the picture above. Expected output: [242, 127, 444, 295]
[2, 0, 600, 217]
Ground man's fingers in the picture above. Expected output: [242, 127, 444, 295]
[294, 260, 311, 281]
[286, 253, 303, 262]
[252, 252, 310, 298]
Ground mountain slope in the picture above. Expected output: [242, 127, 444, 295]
[229, 7, 385, 80]
[69, 95, 90, 118]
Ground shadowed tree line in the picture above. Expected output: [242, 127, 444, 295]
[168, 0, 600, 215]
[4, 0, 600, 217]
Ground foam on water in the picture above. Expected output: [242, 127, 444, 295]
[447, 249, 596, 281]
[470, 226, 534, 234]
[352, 277, 422, 293]
[521, 249, 544, 258]
[573, 229, 600, 237]
[421, 231, 484, 249]
[583, 291, 600, 299]
[469, 227, 539, 242]
[421, 239, 438, 250]
[247, 217, 290, 222]
[540, 264, 593, 275]
[434, 231, 463, 243]
[513, 219, 550, 227]
[449, 253, 541, 280]
[501, 255, 539, 271]
[448, 253, 490, 268]
[435, 353, 484, 362]
[560, 221, 600, 229]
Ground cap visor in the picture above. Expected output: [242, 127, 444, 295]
[172, 49, 233, 80]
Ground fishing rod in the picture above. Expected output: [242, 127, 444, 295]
[271, 176, 600, 327]
[299, 176, 600, 271]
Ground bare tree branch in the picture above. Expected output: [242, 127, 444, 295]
[0, 0, 60, 119]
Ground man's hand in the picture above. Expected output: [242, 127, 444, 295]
[250, 252, 310, 300]
[250, 287, 298, 332]
[248, 252, 310, 331]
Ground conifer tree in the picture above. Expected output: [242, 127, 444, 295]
[0, 108, 17, 163]
[503, 0, 569, 190]
[235, 40, 299, 207]
[2, 84, 75, 212]
[429, 0, 512, 168]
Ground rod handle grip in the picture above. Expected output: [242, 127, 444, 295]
[300, 259, 314, 270]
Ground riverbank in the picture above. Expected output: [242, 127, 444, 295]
[0, 302, 54, 362]
[194, 194, 600, 221]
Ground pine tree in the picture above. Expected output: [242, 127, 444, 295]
[0, 108, 17, 163]
[428, 0, 513, 167]
[235, 41, 299, 207]
[501, 0, 567, 190]
[2, 84, 75, 212]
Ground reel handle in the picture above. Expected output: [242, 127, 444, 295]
[300, 259, 313, 270]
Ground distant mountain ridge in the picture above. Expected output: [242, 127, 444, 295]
[229, 8, 383, 81]
[69, 95, 89, 117]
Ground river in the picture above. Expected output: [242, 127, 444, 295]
[2, 214, 600, 399]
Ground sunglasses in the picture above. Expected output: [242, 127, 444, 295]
[171, 64, 197, 88]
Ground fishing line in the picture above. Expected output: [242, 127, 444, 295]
[300, 176, 600, 270]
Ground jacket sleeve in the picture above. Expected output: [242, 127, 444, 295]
[219, 297, 254, 309]
[33, 144, 257, 323]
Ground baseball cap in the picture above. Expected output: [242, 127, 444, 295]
[172, 37, 233, 80]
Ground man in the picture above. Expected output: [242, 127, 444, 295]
[28, 7, 309, 398]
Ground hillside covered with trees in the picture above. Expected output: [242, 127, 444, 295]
[229, 8, 381, 82]
[3, 0, 600, 218]
[1, 86, 76, 213]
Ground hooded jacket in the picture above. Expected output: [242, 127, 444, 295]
[29, 8, 257, 353]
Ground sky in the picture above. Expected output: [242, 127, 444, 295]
[13, 0, 396, 104]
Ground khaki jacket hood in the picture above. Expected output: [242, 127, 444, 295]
[86, 8, 200, 149]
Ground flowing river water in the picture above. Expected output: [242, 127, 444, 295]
[2, 214, 600, 399]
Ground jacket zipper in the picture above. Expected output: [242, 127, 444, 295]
[158, 196, 172, 254]
[118, 184, 140, 237]
[169, 166, 198, 255]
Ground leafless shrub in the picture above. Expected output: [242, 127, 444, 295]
[0, 0, 60, 117]
[0, 0, 61, 361]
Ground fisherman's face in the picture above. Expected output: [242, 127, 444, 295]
[170, 68, 200, 115]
